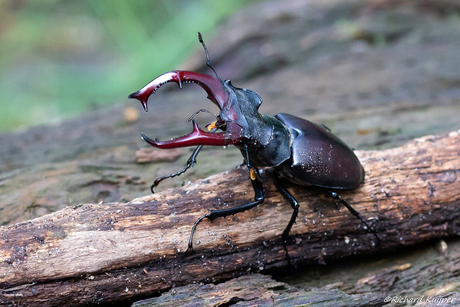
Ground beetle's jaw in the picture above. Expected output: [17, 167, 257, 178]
[141, 121, 243, 149]
[129, 70, 244, 148]
[128, 70, 230, 112]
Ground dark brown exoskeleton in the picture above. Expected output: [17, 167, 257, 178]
[129, 33, 380, 251]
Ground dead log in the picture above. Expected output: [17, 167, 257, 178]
[135, 238, 460, 306]
[1, 131, 459, 306]
[131, 273, 385, 307]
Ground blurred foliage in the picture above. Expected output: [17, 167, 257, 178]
[0, 0, 258, 131]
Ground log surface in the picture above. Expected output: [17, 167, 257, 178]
[1, 131, 459, 306]
[131, 273, 386, 307]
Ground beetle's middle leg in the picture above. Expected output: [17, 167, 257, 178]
[272, 175, 300, 241]
[186, 168, 264, 252]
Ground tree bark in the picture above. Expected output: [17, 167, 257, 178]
[1, 130, 459, 306]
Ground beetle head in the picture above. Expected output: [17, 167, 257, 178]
[128, 31, 270, 150]
[221, 80, 262, 116]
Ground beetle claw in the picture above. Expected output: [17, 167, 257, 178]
[141, 121, 243, 149]
[128, 71, 229, 112]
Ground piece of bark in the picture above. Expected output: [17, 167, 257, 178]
[1, 131, 459, 306]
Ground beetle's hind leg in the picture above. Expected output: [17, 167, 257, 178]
[325, 190, 381, 246]
[186, 168, 264, 252]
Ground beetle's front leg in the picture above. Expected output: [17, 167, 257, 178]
[151, 145, 203, 193]
[186, 168, 264, 252]
[150, 125, 220, 193]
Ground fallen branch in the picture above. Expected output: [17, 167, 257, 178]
[1, 131, 459, 306]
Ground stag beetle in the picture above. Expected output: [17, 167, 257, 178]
[129, 33, 380, 251]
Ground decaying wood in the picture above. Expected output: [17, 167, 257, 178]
[132, 270, 460, 306]
[131, 273, 385, 307]
[137, 238, 460, 306]
[0, 131, 459, 306]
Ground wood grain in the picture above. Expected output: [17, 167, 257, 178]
[1, 131, 459, 306]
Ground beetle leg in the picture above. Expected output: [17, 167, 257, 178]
[326, 190, 381, 246]
[186, 168, 264, 252]
[149, 126, 220, 193]
[272, 175, 300, 241]
[150, 145, 203, 193]
[244, 144, 259, 179]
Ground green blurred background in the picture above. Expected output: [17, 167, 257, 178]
[0, 0, 258, 132]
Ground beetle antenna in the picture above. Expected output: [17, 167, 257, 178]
[198, 32, 220, 79]
[188, 108, 218, 122]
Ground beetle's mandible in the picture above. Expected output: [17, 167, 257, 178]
[129, 32, 380, 251]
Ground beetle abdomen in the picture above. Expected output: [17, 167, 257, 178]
[274, 113, 364, 189]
